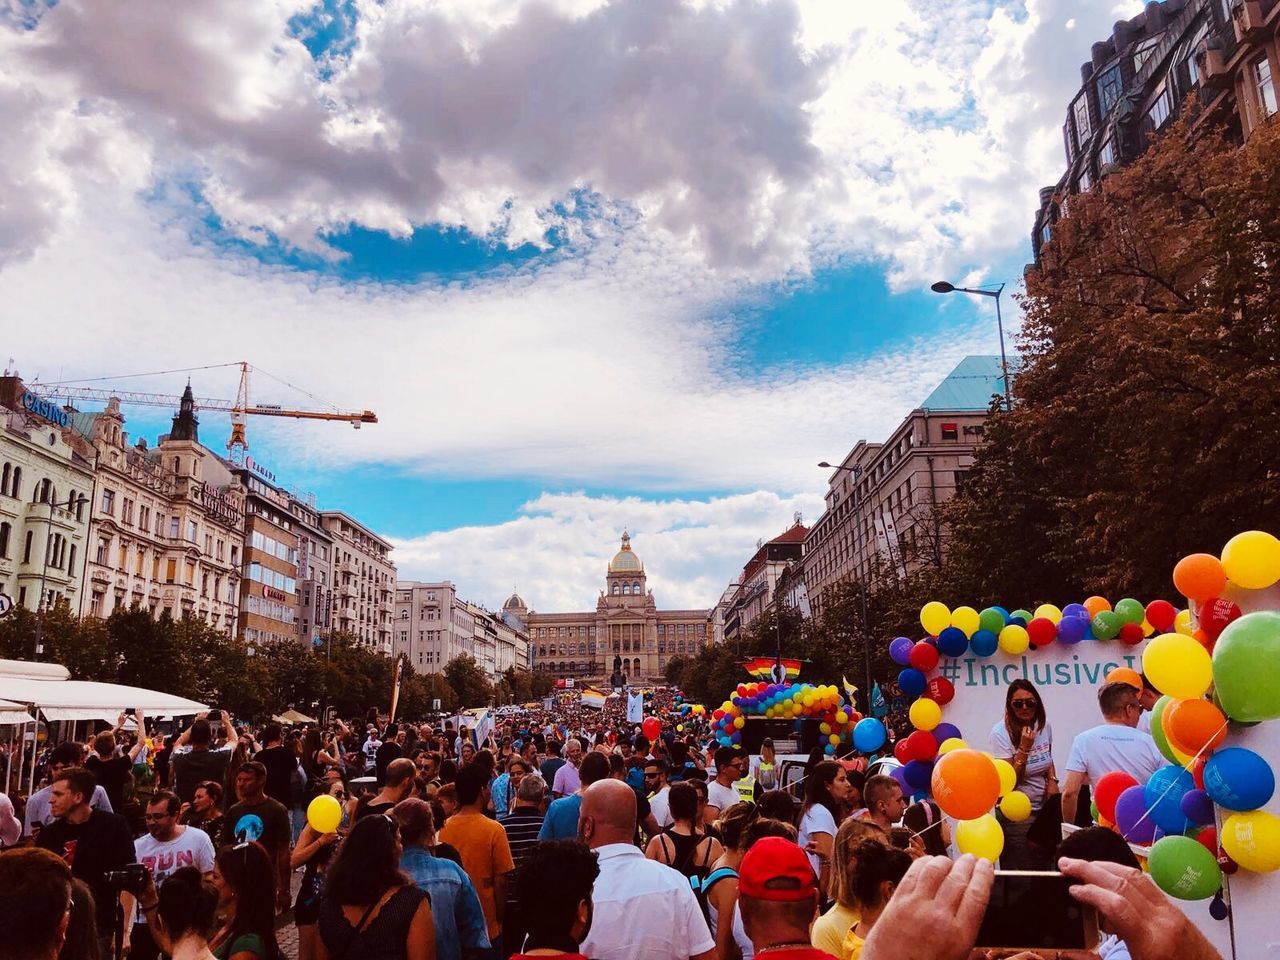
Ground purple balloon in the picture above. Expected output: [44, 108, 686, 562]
[903, 759, 934, 791]
[1180, 788, 1215, 826]
[1115, 785, 1158, 844]
[889, 637, 914, 665]
[1057, 616, 1087, 645]
[1062, 603, 1089, 620]
[890, 765, 911, 794]
[933, 722, 962, 744]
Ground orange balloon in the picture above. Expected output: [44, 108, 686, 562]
[930, 749, 1001, 821]
[1173, 553, 1227, 602]
[1083, 596, 1112, 617]
[1106, 667, 1143, 691]
[1164, 699, 1228, 756]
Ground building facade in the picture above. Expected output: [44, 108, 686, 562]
[236, 466, 300, 648]
[804, 356, 1004, 620]
[1032, 0, 1280, 260]
[721, 521, 808, 646]
[522, 532, 710, 684]
[77, 389, 246, 631]
[322, 511, 394, 653]
[0, 375, 95, 617]
[290, 495, 333, 647]
[394, 581, 471, 673]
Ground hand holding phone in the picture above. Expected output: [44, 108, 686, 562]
[973, 871, 1097, 953]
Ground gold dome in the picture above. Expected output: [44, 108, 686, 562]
[608, 531, 643, 573]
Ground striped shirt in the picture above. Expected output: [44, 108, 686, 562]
[499, 807, 546, 905]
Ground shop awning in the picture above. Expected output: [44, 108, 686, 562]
[0, 677, 207, 722]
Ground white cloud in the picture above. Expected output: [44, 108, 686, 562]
[390, 488, 824, 612]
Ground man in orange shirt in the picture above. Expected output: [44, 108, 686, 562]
[440, 762, 516, 958]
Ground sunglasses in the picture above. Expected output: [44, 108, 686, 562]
[1010, 699, 1037, 708]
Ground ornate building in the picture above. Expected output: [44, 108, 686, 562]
[523, 532, 710, 684]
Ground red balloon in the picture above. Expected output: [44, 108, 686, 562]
[1199, 597, 1242, 639]
[1094, 771, 1139, 824]
[1192, 755, 1207, 790]
[893, 738, 913, 765]
[904, 729, 939, 762]
[642, 717, 661, 740]
[1145, 599, 1177, 633]
[1195, 826, 1218, 857]
[909, 641, 940, 672]
[1027, 617, 1057, 647]
[925, 676, 955, 706]
[1117, 623, 1145, 645]
[1217, 848, 1238, 875]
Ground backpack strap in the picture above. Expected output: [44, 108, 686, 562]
[702, 866, 738, 894]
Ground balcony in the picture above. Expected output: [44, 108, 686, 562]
[1232, 1, 1266, 41]
[336, 559, 356, 575]
[337, 580, 357, 600]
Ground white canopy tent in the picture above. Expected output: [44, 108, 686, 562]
[0, 677, 207, 722]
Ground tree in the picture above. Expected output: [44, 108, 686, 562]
[444, 654, 492, 709]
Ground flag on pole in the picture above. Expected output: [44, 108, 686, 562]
[743, 657, 803, 682]
[871, 680, 887, 719]
[581, 685, 608, 709]
[389, 655, 405, 722]
[842, 675, 859, 703]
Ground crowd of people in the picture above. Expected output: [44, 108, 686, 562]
[0, 679, 1228, 960]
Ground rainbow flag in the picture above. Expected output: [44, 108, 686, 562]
[743, 657, 803, 682]
[581, 685, 608, 709]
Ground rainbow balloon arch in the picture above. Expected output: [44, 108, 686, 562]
[711, 681, 889, 756]
[888, 528, 1280, 912]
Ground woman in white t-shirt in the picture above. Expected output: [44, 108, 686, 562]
[989, 679, 1057, 868]
[797, 760, 852, 896]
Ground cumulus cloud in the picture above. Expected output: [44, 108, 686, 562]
[390, 488, 825, 611]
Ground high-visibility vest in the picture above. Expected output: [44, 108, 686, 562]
[735, 774, 756, 802]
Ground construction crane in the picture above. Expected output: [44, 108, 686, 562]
[29, 361, 377, 466]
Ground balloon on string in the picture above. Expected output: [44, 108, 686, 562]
[852, 717, 887, 753]
[1195, 825, 1218, 856]
[1057, 616, 1087, 645]
[1202, 747, 1276, 811]
[890, 765, 912, 796]
[1144, 633, 1214, 699]
[933, 722, 962, 744]
[1220, 810, 1280, 873]
[936, 627, 969, 658]
[1212, 611, 1280, 722]
[898, 668, 927, 699]
[889, 636, 915, 666]
[902, 729, 939, 762]
[970, 629, 999, 657]
[1149, 835, 1223, 900]
[931, 749, 1001, 821]
[1220, 529, 1280, 590]
[925, 676, 955, 706]
[1149, 696, 1194, 768]
[1114, 598, 1145, 625]
[307, 794, 343, 834]
[920, 601, 951, 636]
[1105, 667, 1142, 690]
[1115, 785, 1158, 844]
[1180, 789, 1215, 826]
[956, 814, 1005, 860]
[1199, 598, 1241, 639]
[999, 790, 1031, 822]
[903, 759, 934, 792]
[938, 737, 967, 754]
[992, 758, 1016, 796]
[909, 642, 940, 673]
[1033, 603, 1062, 624]
[1164, 699, 1228, 756]
[1144, 765, 1194, 834]
[894, 739, 913, 765]
[1027, 617, 1057, 647]
[1173, 553, 1228, 602]
[1145, 599, 1178, 633]
[1118, 622, 1145, 645]
[1094, 771, 1139, 824]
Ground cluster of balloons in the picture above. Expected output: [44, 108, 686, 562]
[712, 681, 866, 755]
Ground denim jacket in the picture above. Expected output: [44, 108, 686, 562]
[401, 845, 492, 960]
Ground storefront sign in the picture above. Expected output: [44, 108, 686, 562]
[245, 455, 276, 483]
[21, 390, 69, 429]
[199, 482, 244, 526]
[264, 585, 288, 602]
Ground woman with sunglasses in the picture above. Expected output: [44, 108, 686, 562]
[292, 779, 349, 960]
[317, 813, 434, 960]
[989, 679, 1057, 868]
[210, 842, 280, 960]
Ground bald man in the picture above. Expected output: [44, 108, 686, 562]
[578, 781, 715, 960]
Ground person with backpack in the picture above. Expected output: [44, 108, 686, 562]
[644, 782, 721, 881]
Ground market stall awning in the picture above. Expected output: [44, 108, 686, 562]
[272, 709, 316, 725]
[0, 697, 35, 725]
[0, 677, 207, 723]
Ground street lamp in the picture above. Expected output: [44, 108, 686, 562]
[816, 462, 873, 711]
[930, 280, 1012, 412]
[34, 493, 90, 658]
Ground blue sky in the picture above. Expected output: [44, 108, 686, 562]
[0, 0, 1135, 610]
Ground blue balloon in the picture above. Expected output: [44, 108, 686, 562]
[933, 722, 962, 744]
[1115, 785, 1158, 844]
[853, 717, 887, 753]
[937, 627, 969, 657]
[889, 636, 915, 666]
[1057, 616, 1087, 645]
[969, 629, 998, 657]
[898, 668, 927, 698]
[1061, 603, 1089, 620]
[1203, 747, 1276, 811]
[903, 759, 934, 791]
[1180, 788, 1215, 826]
[1144, 765, 1194, 834]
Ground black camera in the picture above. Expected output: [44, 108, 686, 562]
[103, 864, 149, 896]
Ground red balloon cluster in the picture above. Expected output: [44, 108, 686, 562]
[909, 641, 939, 672]
[894, 729, 938, 764]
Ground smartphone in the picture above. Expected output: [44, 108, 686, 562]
[207, 709, 222, 724]
[974, 871, 1098, 952]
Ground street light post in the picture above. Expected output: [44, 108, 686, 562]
[34, 493, 89, 659]
[930, 280, 1011, 412]
[817, 462, 873, 713]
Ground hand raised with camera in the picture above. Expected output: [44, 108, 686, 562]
[862, 854, 995, 960]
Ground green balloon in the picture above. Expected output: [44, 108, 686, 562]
[1149, 835, 1222, 900]
[1010, 609, 1032, 625]
[1213, 611, 1280, 722]
[1092, 610, 1122, 640]
[979, 607, 1007, 634]
[1150, 695, 1181, 764]
[1114, 598, 1145, 625]
[1090, 799, 1100, 823]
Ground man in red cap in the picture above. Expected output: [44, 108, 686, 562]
[737, 836, 836, 960]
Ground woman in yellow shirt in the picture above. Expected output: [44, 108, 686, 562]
[809, 819, 889, 956]
[839, 841, 911, 960]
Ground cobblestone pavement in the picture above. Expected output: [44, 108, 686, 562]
[276, 870, 303, 960]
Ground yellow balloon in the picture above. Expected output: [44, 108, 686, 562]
[992, 758, 1017, 796]
[1174, 609, 1194, 636]
[820, 722, 832, 736]
[1221, 810, 1280, 873]
[955, 814, 1005, 861]
[909, 697, 943, 731]
[733, 716, 745, 729]
[835, 711, 848, 724]
[951, 606, 981, 638]
[1142, 632, 1213, 699]
[1141, 618, 1154, 638]
[677, 724, 684, 732]
[307, 794, 342, 834]
[921, 601, 951, 637]
[999, 791, 1032, 822]
[938, 737, 968, 754]
[1221, 530, 1280, 591]
[1034, 603, 1063, 624]
[829, 734, 841, 746]
[998, 624, 1030, 655]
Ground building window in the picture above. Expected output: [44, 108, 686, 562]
[0, 522, 8, 558]
[1133, 36, 1160, 72]
[1096, 65, 1123, 116]
[169, 517, 179, 539]
[101, 489, 116, 515]
[1254, 55, 1277, 120]
[1076, 167, 1093, 193]
[1072, 93, 1092, 146]
[67, 544, 76, 574]
[1147, 82, 1173, 130]
[1098, 137, 1117, 168]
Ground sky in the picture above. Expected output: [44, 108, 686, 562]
[0, 0, 1144, 614]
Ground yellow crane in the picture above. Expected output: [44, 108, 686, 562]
[29, 361, 376, 465]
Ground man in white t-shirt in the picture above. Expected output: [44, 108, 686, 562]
[706, 747, 744, 818]
[123, 790, 216, 960]
[645, 757, 673, 828]
[1062, 682, 1166, 823]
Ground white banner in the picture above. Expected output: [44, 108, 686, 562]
[627, 691, 644, 724]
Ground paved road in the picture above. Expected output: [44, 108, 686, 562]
[276, 870, 302, 959]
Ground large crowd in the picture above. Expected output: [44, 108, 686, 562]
[0, 681, 1229, 960]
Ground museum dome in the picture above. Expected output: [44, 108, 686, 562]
[608, 531, 643, 573]
[503, 591, 527, 611]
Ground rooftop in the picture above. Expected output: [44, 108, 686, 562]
[917, 355, 1009, 412]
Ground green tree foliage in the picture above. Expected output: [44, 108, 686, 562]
[444, 654, 493, 709]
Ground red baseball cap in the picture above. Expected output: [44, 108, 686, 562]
[738, 836, 818, 902]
